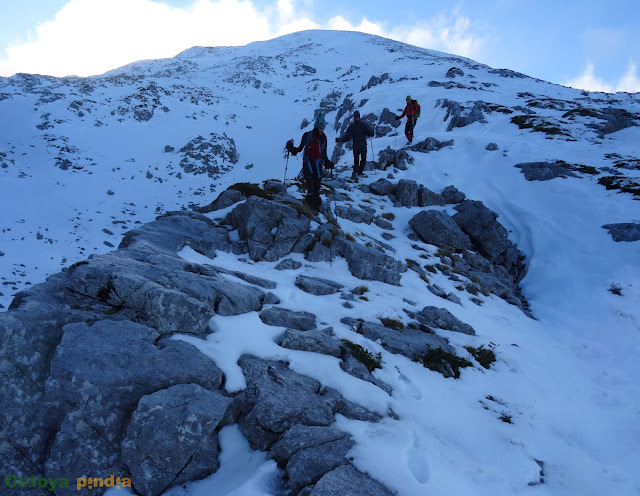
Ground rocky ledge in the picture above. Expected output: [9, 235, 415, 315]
[1, 170, 531, 495]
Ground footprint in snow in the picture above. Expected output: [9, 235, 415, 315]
[397, 369, 422, 400]
[406, 435, 430, 484]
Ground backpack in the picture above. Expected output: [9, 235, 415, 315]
[413, 100, 421, 118]
[304, 132, 324, 162]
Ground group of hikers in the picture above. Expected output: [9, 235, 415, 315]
[285, 95, 421, 212]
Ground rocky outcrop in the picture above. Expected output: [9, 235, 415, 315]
[602, 223, 640, 242]
[0, 174, 531, 494]
[452, 200, 525, 280]
[341, 317, 454, 359]
[409, 210, 473, 251]
[439, 99, 489, 131]
[121, 384, 232, 496]
[515, 161, 579, 181]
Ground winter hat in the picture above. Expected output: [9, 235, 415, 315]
[314, 112, 326, 129]
[353, 110, 360, 119]
[406, 95, 412, 101]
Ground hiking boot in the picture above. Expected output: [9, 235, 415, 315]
[351, 172, 359, 183]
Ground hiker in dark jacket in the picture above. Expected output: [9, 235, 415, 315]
[396, 95, 420, 144]
[286, 112, 334, 212]
[336, 110, 374, 180]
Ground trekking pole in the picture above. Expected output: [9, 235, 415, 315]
[283, 140, 292, 187]
[370, 137, 375, 163]
[329, 167, 337, 268]
[283, 152, 289, 186]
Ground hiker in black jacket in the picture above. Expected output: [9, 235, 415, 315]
[286, 112, 334, 212]
[336, 110, 374, 180]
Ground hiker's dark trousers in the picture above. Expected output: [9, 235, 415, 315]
[405, 118, 416, 143]
[352, 144, 367, 174]
[303, 160, 322, 202]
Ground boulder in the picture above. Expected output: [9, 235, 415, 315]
[335, 204, 374, 224]
[334, 238, 405, 285]
[441, 185, 466, 204]
[341, 317, 453, 358]
[286, 438, 355, 493]
[280, 328, 343, 357]
[296, 275, 344, 295]
[452, 200, 520, 271]
[514, 161, 578, 181]
[310, 464, 395, 496]
[418, 186, 445, 206]
[409, 210, 472, 251]
[396, 179, 420, 207]
[229, 196, 310, 261]
[121, 384, 231, 496]
[368, 178, 397, 196]
[237, 356, 380, 451]
[446, 67, 464, 78]
[259, 307, 316, 330]
[602, 222, 640, 242]
[414, 306, 476, 335]
[270, 424, 349, 463]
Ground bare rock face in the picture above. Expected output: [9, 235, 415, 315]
[121, 384, 232, 496]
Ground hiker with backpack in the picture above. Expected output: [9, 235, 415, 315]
[335, 110, 374, 181]
[396, 95, 421, 144]
[285, 112, 334, 212]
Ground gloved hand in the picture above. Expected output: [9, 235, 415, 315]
[335, 137, 340, 143]
[395, 116, 400, 120]
[325, 160, 334, 169]
[285, 139, 295, 154]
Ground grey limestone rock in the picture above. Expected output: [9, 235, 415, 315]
[286, 438, 355, 493]
[121, 384, 231, 496]
[295, 275, 343, 295]
[310, 464, 395, 496]
[589, 108, 638, 136]
[453, 200, 524, 279]
[259, 306, 316, 330]
[229, 196, 310, 261]
[280, 328, 343, 357]
[368, 178, 397, 196]
[396, 179, 420, 207]
[446, 67, 465, 78]
[409, 137, 455, 153]
[514, 161, 578, 181]
[335, 204, 374, 224]
[270, 424, 349, 464]
[341, 317, 453, 359]
[409, 210, 472, 251]
[441, 185, 466, 204]
[602, 222, 640, 242]
[199, 188, 244, 213]
[340, 354, 392, 395]
[237, 356, 380, 451]
[276, 258, 303, 270]
[414, 306, 476, 335]
[334, 237, 404, 285]
[419, 185, 445, 206]
[486, 142, 499, 151]
[439, 99, 488, 131]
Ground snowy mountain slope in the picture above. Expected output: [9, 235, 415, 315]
[1, 29, 640, 496]
[2, 30, 639, 310]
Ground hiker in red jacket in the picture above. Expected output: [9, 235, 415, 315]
[286, 112, 334, 212]
[396, 95, 421, 144]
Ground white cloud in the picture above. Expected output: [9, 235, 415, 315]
[617, 62, 640, 93]
[564, 60, 640, 94]
[0, 0, 488, 78]
[326, 8, 487, 60]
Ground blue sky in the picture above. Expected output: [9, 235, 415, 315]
[1, 0, 638, 92]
